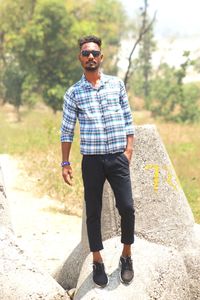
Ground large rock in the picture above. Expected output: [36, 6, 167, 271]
[98, 125, 195, 249]
[54, 242, 85, 291]
[74, 237, 190, 300]
[131, 125, 195, 249]
[54, 125, 198, 290]
[0, 164, 70, 300]
[181, 224, 200, 300]
[0, 230, 70, 300]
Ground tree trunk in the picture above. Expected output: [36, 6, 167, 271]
[16, 105, 21, 122]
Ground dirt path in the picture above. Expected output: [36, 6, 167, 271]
[0, 154, 82, 275]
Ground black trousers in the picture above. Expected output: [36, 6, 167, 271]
[81, 152, 135, 252]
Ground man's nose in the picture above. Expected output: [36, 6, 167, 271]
[88, 52, 94, 59]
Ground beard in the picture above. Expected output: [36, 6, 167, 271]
[85, 61, 99, 71]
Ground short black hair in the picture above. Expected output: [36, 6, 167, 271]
[78, 35, 102, 49]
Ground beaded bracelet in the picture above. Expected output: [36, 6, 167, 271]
[61, 161, 71, 167]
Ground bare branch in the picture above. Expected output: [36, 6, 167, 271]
[124, 0, 157, 88]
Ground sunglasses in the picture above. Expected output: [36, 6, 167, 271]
[81, 50, 101, 57]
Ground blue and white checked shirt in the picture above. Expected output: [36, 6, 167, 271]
[61, 73, 134, 155]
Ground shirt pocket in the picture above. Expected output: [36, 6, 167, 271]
[106, 90, 121, 111]
[107, 103, 121, 112]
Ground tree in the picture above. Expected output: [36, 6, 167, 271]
[148, 63, 180, 119]
[91, 0, 126, 74]
[0, 0, 39, 112]
[137, 23, 156, 108]
[0, 0, 127, 113]
[2, 0, 75, 113]
[124, 0, 156, 89]
[180, 83, 200, 123]
[65, 0, 127, 74]
[148, 52, 200, 123]
[2, 62, 25, 121]
[128, 21, 156, 109]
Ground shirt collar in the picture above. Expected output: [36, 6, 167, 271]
[80, 73, 109, 89]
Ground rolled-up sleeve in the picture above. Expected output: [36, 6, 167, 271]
[119, 80, 135, 135]
[60, 90, 77, 142]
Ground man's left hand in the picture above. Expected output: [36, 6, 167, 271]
[124, 148, 133, 163]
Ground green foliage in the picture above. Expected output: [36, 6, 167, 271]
[2, 62, 25, 120]
[0, 0, 34, 105]
[148, 63, 180, 119]
[91, 0, 126, 74]
[148, 53, 200, 123]
[0, 0, 126, 114]
[10, 0, 76, 113]
[179, 83, 200, 123]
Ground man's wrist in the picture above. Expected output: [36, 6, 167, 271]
[61, 161, 71, 167]
[125, 147, 133, 152]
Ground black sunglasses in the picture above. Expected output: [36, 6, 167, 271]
[81, 50, 101, 57]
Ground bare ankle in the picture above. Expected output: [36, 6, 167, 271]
[122, 244, 132, 257]
[93, 251, 103, 263]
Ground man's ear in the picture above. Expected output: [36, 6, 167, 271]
[100, 53, 104, 62]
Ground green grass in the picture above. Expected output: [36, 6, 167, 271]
[0, 105, 199, 222]
[0, 104, 83, 216]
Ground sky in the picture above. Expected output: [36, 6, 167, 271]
[120, 0, 200, 37]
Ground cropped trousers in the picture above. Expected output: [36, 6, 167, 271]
[81, 152, 135, 252]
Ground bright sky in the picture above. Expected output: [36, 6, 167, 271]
[120, 0, 200, 37]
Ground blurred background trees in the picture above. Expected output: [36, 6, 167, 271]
[0, 0, 126, 114]
[0, 0, 199, 122]
[0, 0, 199, 221]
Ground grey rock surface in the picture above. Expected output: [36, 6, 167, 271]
[0, 165, 70, 300]
[74, 237, 190, 300]
[0, 230, 69, 300]
[54, 242, 86, 290]
[181, 224, 200, 300]
[132, 125, 195, 249]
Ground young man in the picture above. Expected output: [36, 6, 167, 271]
[61, 35, 135, 287]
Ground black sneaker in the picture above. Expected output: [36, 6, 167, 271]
[92, 262, 109, 288]
[119, 256, 134, 284]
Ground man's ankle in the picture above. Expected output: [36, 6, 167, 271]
[93, 251, 103, 263]
[93, 259, 103, 264]
[122, 244, 132, 257]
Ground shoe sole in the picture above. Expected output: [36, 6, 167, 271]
[94, 277, 109, 288]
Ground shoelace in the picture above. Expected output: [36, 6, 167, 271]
[121, 257, 133, 270]
[93, 263, 104, 274]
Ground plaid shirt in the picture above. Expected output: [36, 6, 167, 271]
[61, 73, 134, 155]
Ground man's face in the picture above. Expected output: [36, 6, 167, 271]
[79, 42, 103, 72]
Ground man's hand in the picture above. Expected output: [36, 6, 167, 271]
[62, 165, 73, 186]
[124, 134, 134, 164]
[124, 148, 133, 164]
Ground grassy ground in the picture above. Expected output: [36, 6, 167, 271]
[0, 104, 199, 222]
